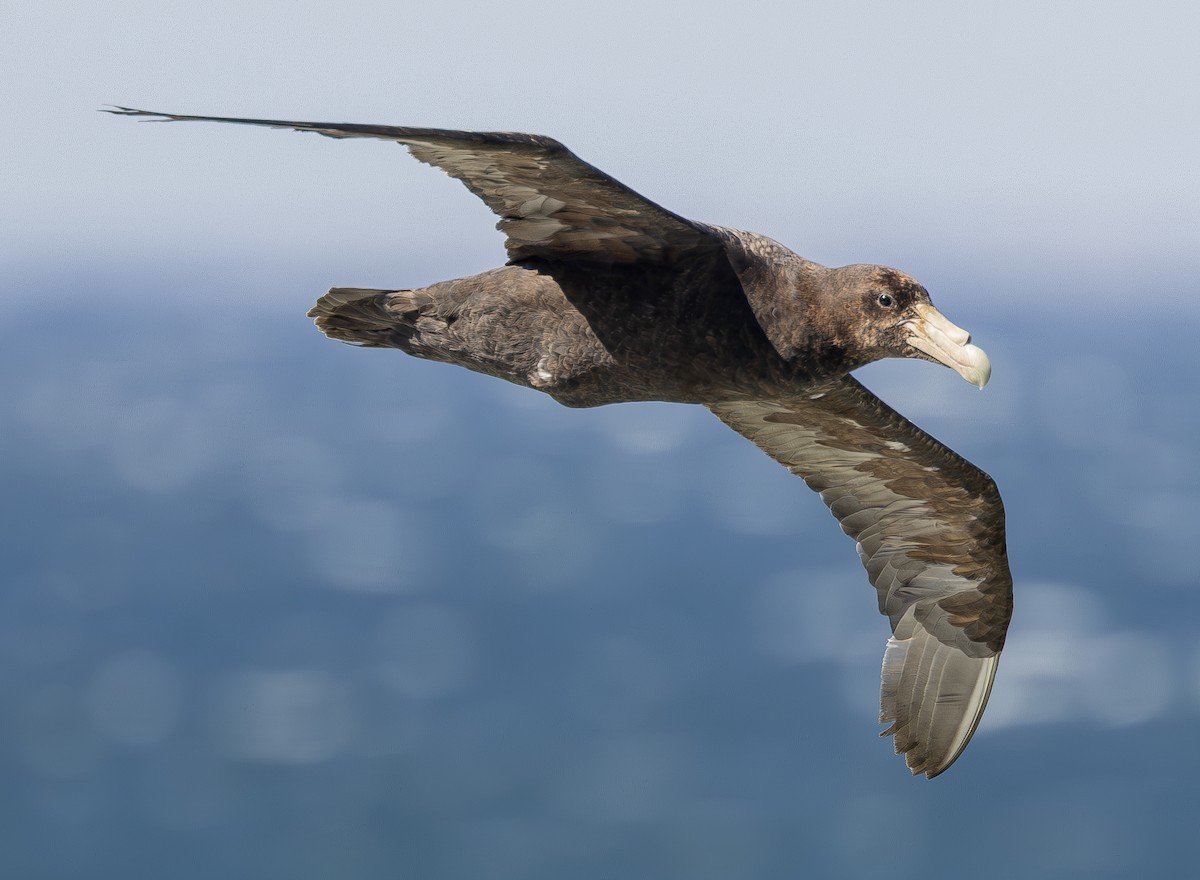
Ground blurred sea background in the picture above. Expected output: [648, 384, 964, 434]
[4, 2, 1199, 877]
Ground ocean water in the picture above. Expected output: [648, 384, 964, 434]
[2, 264, 1197, 878]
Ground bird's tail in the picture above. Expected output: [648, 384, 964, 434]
[308, 287, 429, 347]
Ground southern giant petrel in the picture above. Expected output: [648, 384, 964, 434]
[110, 108, 1013, 777]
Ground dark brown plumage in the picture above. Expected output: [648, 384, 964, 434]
[110, 107, 1012, 778]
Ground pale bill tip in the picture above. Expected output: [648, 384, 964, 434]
[962, 343, 991, 389]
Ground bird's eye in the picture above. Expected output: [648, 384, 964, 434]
[877, 293, 895, 307]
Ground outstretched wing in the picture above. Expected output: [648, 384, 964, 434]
[106, 107, 719, 264]
[709, 376, 1012, 777]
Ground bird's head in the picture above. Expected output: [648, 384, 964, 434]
[825, 266, 992, 389]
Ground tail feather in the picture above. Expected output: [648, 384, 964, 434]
[307, 270, 560, 392]
[308, 287, 424, 347]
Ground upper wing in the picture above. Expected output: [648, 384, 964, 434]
[106, 107, 720, 264]
[709, 376, 1013, 777]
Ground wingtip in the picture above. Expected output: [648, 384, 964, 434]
[101, 106, 176, 120]
[879, 632, 999, 779]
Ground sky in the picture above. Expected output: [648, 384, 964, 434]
[5, 1, 1200, 299]
[3, 2, 1200, 877]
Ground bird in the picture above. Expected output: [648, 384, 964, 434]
[108, 107, 1013, 778]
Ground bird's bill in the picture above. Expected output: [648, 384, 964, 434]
[904, 303, 992, 389]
